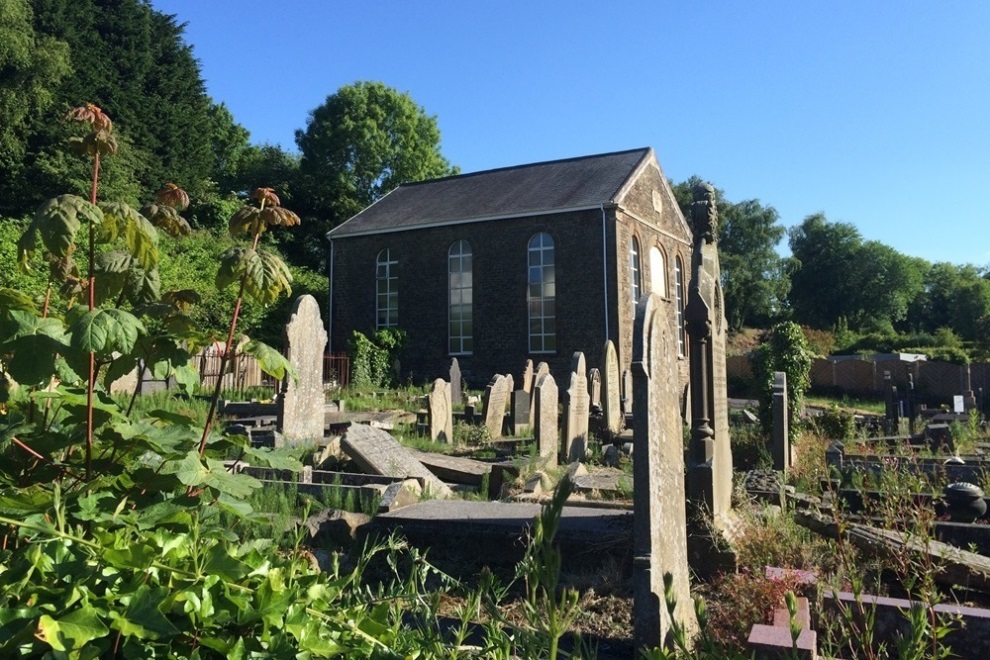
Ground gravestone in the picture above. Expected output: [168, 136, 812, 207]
[529, 361, 551, 425]
[563, 352, 590, 462]
[621, 369, 634, 415]
[684, 182, 733, 523]
[521, 359, 535, 394]
[449, 358, 462, 406]
[772, 372, 790, 473]
[427, 378, 453, 443]
[588, 368, 602, 410]
[602, 340, 622, 435]
[340, 424, 452, 498]
[534, 373, 559, 468]
[632, 293, 697, 648]
[278, 295, 327, 444]
[510, 389, 530, 435]
[482, 374, 510, 439]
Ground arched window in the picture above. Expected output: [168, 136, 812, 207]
[629, 236, 641, 311]
[527, 232, 555, 353]
[448, 240, 473, 354]
[376, 249, 398, 328]
[649, 246, 666, 297]
[674, 255, 685, 356]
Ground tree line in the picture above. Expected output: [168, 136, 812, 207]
[2, 0, 987, 355]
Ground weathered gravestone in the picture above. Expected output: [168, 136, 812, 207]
[529, 361, 551, 426]
[482, 374, 510, 439]
[621, 368, 633, 415]
[510, 389, 530, 435]
[563, 352, 590, 462]
[588, 368, 602, 411]
[602, 340, 622, 435]
[340, 423, 452, 498]
[534, 373, 559, 468]
[278, 295, 327, 444]
[772, 372, 790, 473]
[684, 182, 733, 524]
[449, 358, 462, 407]
[632, 293, 697, 648]
[521, 359, 535, 394]
[427, 378, 453, 443]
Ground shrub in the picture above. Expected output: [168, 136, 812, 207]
[752, 321, 812, 443]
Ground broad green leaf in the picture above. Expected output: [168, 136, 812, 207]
[215, 247, 255, 291]
[168, 450, 209, 487]
[101, 201, 159, 268]
[243, 446, 304, 472]
[94, 250, 133, 305]
[0, 287, 38, 314]
[245, 249, 292, 305]
[203, 458, 261, 499]
[103, 542, 157, 570]
[240, 339, 297, 383]
[172, 364, 200, 394]
[37, 607, 109, 651]
[22, 195, 102, 264]
[0, 309, 66, 345]
[125, 266, 161, 305]
[70, 308, 145, 357]
[0, 311, 68, 384]
[216, 492, 253, 518]
[202, 544, 251, 581]
[109, 586, 178, 640]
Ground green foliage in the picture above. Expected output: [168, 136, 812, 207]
[811, 404, 855, 441]
[752, 321, 812, 442]
[293, 81, 459, 270]
[348, 329, 406, 389]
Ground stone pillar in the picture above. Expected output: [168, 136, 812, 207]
[632, 293, 697, 649]
[771, 372, 789, 473]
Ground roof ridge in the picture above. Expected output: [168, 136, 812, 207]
[398, 146, 652, 188]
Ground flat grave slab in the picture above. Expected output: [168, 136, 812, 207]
[367, 499, 633, 568]
[341, 424, 452, 498]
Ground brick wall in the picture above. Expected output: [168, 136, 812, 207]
[329, 157, 695, 396]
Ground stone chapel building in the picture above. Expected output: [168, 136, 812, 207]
[326, 147, 694, 390]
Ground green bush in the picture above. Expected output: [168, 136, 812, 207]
[349, 328, 406, 389]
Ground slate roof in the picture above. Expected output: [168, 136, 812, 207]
[328, 147, 652, 238]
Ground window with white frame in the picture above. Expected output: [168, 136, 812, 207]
[629, 236, 641, 312]
[376, 248, 398, 328]
[675, 255, 685, 356]
[527, 232, 556, 353]
[448, 240, 473, 354]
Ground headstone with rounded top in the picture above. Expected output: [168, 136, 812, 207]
[563, 352, 590, 462]
[602, 340, 622, 434]
[428, 378, 453, 443]
[481, 374, 509, 439]
[279, 295, 327, 444]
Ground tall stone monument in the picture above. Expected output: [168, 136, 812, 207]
[481, 374, 509, 440]
[772, 372, 790, 473]
[529, 361, 551, 426]
[602, 340, 622, 435]
[632, 293, 697, 648]
[449, 358, 462, 407]
[427, 378, 453, 443]
[684, 182, 733, 524]
[278, 295, 327, 444]
[534, 372, 559, 468]
[563, 352, 590, 462]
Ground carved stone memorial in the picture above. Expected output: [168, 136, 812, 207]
[772, 371, 789, 473]
[481, 374, 509, 440]
[684, 182, 733, 523]
[428, 378, 453, 443]
[449, 358, 462, 407]
[602, 340, 622, 435]
[632, 293, 697, 648]
[534, 373, 559, 468]
[563, 352, 590, 462]
[278, 295, 327, 444]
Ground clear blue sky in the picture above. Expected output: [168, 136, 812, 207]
[152, 1, 990, 267]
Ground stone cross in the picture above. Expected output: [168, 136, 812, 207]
[449, 358, 462, 407]
[427, 378, 453, 443]
[481, 374, 509, 440]
[563, 352, 590, 462]
[534, 372, 559, 468]
[632, 293, 697, 648]
[278, 295, 327, 444]
[772, 372, 790, 473]
[602, 340, 622, 435]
